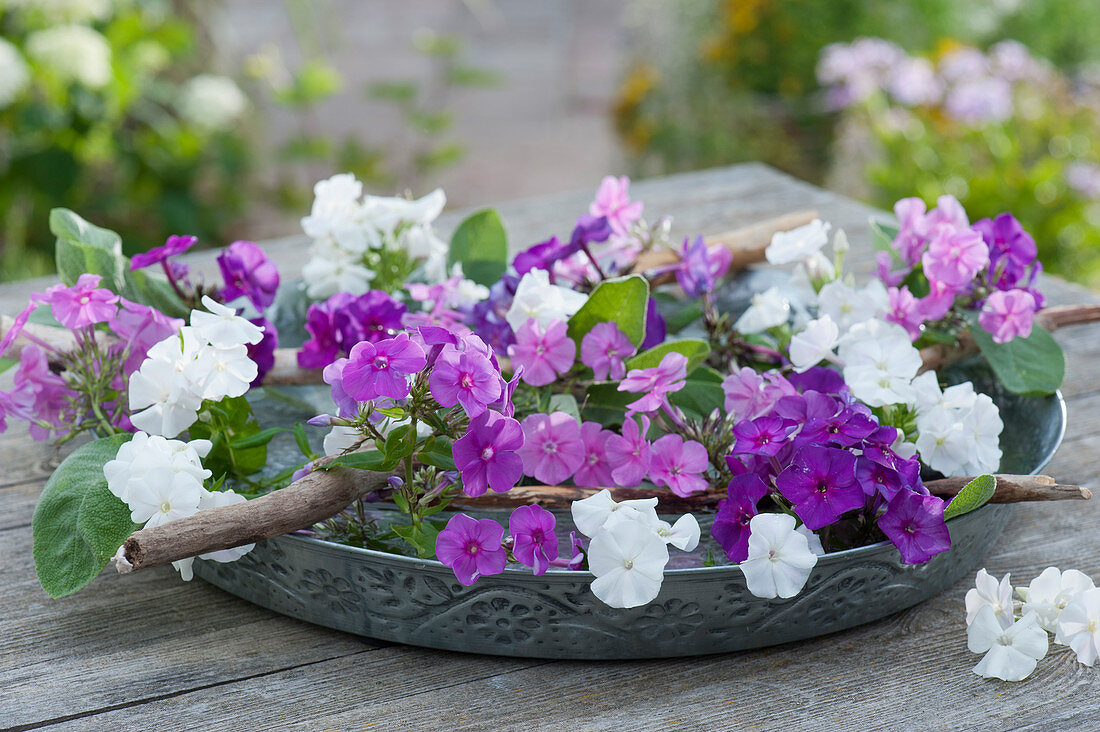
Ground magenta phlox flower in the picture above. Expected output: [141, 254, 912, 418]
[130, 234, 197, 270]
[566, 530, 586, 570]
[489, 366, 523, 418]
[619, 352, 687, 414]
[246, 317, 278, 386]
[675, 236, 733, 297]
[648, 434, 709, 497]
[509, 504, 559, 575]
[973, 213, 1038, 289]
[776, 445, 863, 530]
[580, 321, 635, 381]
[297, 294, 348, 369]
[721, 366, 797, 421]
[876, 251, 909, 287]
[45, 274, 119, 329]
[605, 415, 652, 487]
[337, 290, 407, 346]
[8, 344, 71, 440]
[856, 456, 903, 500]
[979, 289, 1037, 344]
[877, 489, 950, 564]
[217, 240, 280, 312]
[590, 175, 644, 237]
[453, 409, 524, 496]
[342, 333, 426, 401]
[732, 415, 790, 457]
[885, 285, 924, 341]
[112, 298, 184, 373]
[922, 225, 989, 288]
[711, 473, 770, 562]
[429, 345, 502, 418]
[517, 411, 584, 485]
[916, 281, 956, 322]
[508, 318, 576, 386]
[786, 367, 846, 396]
[513, 236, 571, 275]
[435, 513, 508, 585]
[573, 421, 616, 487]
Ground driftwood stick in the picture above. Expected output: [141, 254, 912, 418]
[114, 458, 389, 574]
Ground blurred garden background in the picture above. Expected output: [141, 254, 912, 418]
[4, 0, 1100, 287]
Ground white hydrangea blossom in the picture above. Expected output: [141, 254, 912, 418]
[177, 74, 247, 130]
[26, 24, 112, 89]
[0, 38, 30, 109]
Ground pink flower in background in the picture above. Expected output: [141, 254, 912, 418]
[590, 175, 643, 237]
[342, 333, 426, 401]
[721, 367, 797, 421]
[885, 285, 924, 341]
[435, 513, 507, 585]
[580, 322, 635, 381]
[429, 346, 501, 418]
[648, 434, 709, 497]
[517, 412, 584, 485]
[452, 410, 525, 497]
[573, 421, 615, 487]
[45, 274, 118, 329]
[605, 415, 651, 488]
[979, 289, 1037, 344]
[507, 318, 575, 386]
[509, 504, 559, 576]
[922, 226, 989, 288]
[619, 352, 688, 414]
[892, 197, 930, 266]
[130, 234, 197, 270]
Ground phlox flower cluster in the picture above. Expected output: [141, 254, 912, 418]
[297, 290, 407, 369]
[103, 431, 253, 580]
[300, 174, 448, 298]
[909, 372, 1002, 477]
[965, 567, 1100, 681]
[129, 297, 264, 437]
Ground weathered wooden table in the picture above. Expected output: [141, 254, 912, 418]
[3, 165, 1099, 731]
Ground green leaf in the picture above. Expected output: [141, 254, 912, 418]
[580, 382, 635, 425]
[653, 291, 703, 334]
[382, 425, 415, 462]
[0, 357, 16, 375]
[292, 423, 315, 459]
[969, 320, 1065, 396]
[627, 339, 711, 374]
[417, 437, 456, 471]
[391, 520, 444, 559]
[566, 274, 649, 347]
[447, 209, 507, 287]
[327, 450, 398, 472]
[548, 393, 581, 422]
[943, 475, 997, 521]
[229, 427, 288, 450]
[669, 367, 725, 420]
[32, 434, 139, 598]
[870, 219, 900, 256]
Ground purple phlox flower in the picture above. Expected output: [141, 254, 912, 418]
[507, 318, 576, 387]
[8, 344, 72, 441]
[922, 225, 989, 289]
[452, 409, 525, 497]
[675, 236, 733, 297]
[489, 365, 523, 418]
[217, 240, 280, 312]
[945, 76, 1013, 124]
[640, 296, 666, 350]
[973, 213, 1039, 290]
[722, 367, 797, 421]
[343, 333, 427, 402]
[513, 236, 570, 275]
[979, 289, 1037, 344]
[590, 175, 643, 237]
[290, 461, 315, 483]
[509, 504, 559, 576]
[619, 351, 687, 414]
[297, 294, 349, 369]
[648, 434, 709, 497]
[111, 298, 184, 373]
[775, 445, 863, 530]
[863, 445, 923, 491]
[786, 366, 846, 396]
[711, 473, 770, 562]
[566, 531, 585, 570]
[891, 197, 930, 267]
[516, 411, 584, 485]
[45, 274, 119, 329]
[130, 234, 197, 270]
[573, 421, 616, 487]
[856, 456, 903, 500]
[246, 317, 278, 387]
[605, 415, 651, 488]
[580, 321, 635, 381]
[817, 405, 878, 448]
[416, 324, 461, 350]
[435, 513, 508, 585]
[338, 290, 407, 346]
[876, 250, 909, 288]
[885, 285, 923, 341]
[877, 489, 950, 564]
[429, 345, 502, 418]
[732, 415, 790, 457]
[569, 214, 613, 252]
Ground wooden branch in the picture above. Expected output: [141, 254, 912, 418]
[114, 458, 389, 574]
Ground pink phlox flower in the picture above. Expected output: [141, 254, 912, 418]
[517, 411, 584, 485]
[922, 225, 989, 288]
[435, 513, 507, 585]
[573, 421, 616, 487]
[876, 251, 909, 288]
[619, 352, 688, 414]
[885, 285, 924, 341]
[925, 195, 969, 231]
[648, 434, 710, 497]
[342, 333, 427, 402]
[721, 367, 797, 421]
[580, 321, 635, 381]
[452, 409, 525, 497]
[10, 344, 72, 440]
[322, 358, 358, 417]
[916, 281, 956, 322]
[589, 175, 644, 237]
[45, 274, 119, 329]
[892, 197, 930, 266]
[604, 414, 652, 488]
[130, 234, 197, 270]
[566, 531, 585, 570]
[428, 344, 502, 418]
[509, 504, 559, 576]
[507, 318, 576, 387]
[979, 289, 1037, 344]
[112, 298, 184, 373]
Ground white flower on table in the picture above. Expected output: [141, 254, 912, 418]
[734, 286, 790, 334]
[968, 607, 1048, 681]
[765, 219, 831, 265]
[965, 569, 1015, 628]
[505, 269, 589, 332]
[1055, 588, 1100, 666]
[739, 513, 818, 599]
[587, 513, 670, 609]
[1022, 567, 1095, 633]
[788, 315, 839, 372]
[837, 318, 921, 407]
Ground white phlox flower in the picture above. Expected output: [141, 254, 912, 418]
[734, 286, 790, 334]
[191, 296, 264, 348]
[817, 279, 888, 334]
[570, 489, 658, 538]
[796, 524, 825, 556]
[193, 344, 258, 400]
[968, 607, 1048, 681]
[914, 406, 971, 477]
[302, 252, 375, 299]
[587, 512, 670, 609]
[323, 425, 363, 456]
[966, 569, 1015, 628]
[1056, 588, 1100, 666]
[1023, 567, 1095, 633]
[103, 432, 211, 504]
[505, 269, 589, 332]
[125, 468, 204, 529]
[788, 315, 839, 372]
[651, 513, 701, 552]
[128, 357, 204, 437]
[739, 513, 818, 599]
[837, 318, 920, 407]
[766, 219, 831, 265]
[911, 374, 1003, 477]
